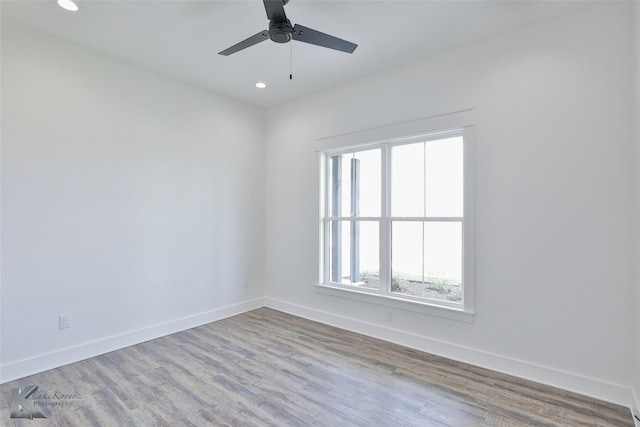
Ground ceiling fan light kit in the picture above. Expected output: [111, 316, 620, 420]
[57, 0, 79, 12]
[218, 0, 357, 56]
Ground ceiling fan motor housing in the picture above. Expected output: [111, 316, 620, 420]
[218, 0, 357, 56]
[269, 19, 293, 43]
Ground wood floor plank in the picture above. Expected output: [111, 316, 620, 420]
[1, 308, 634, 426]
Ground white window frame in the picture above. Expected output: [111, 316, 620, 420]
[316, 110, 475, 323]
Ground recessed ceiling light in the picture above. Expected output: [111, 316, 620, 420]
[255, 82, 267, 89]
[57, 0, 79, 12]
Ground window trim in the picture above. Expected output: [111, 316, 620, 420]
[316, 110, 475, 322]
[314, 283, 474, 323]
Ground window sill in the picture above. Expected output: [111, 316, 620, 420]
[315, 283, 475, 323]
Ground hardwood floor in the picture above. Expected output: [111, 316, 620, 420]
[1, 308, 634, 426]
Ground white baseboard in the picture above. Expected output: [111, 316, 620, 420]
[3, 295, 635, 417]
[264, 297, 635, 409]
[0, 298, 265, 384]
[633, 387, 640, 427]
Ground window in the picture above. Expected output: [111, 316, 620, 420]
[319, 127, 474, 318]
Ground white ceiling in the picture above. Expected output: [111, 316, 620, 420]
[2, 0, 587, 108]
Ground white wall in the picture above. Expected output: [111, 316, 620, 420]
[265, 3, 636, 406]
[0, 22, 265, 381]
[634, 0, 640, 414]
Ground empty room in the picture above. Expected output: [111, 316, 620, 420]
[1, 0, 639, 425]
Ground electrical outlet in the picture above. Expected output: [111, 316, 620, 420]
[384, 310, 392, 323]
[59, 314, 71, 329]
[244, 280, 250, 289]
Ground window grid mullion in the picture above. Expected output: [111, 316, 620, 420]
[387, 217, 463, 222]
[323, 154, 331, 285]
[422, 141, 426, 287]
[327, 217, 382, 221]
[380, 144, 391, 297]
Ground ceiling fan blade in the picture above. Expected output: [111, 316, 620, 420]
[263, 0, 287, 21]
[218, 30, 270, 56]
[292, 24, 357, 54]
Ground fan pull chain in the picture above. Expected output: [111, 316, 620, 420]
[290, 40, 293, 80]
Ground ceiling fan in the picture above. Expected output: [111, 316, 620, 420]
[218, 0, 357, 56]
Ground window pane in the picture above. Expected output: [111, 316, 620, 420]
[423, 222, 462, 299]
[329, 220, 379, 289]
[391, 221, 423, 285]
[426, 137, 463, 217]
[329, 156, 344, 217]
[391, 143, 425, 217]
[329, 220, 347, 283]
[329, 149, 380, 218]
[391, 221, 461, 302]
